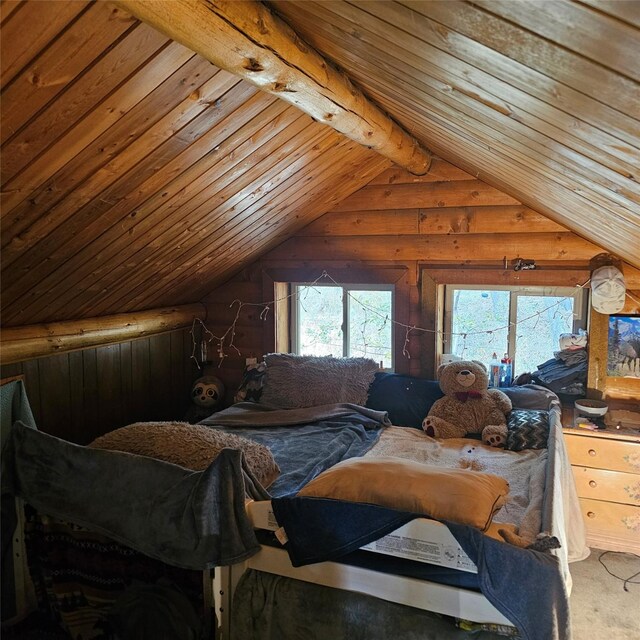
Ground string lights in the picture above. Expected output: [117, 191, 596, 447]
[190, 270, 634, 369]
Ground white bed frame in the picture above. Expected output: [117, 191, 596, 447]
[211, 400, 582, 639]
[213, 500, 513, 639]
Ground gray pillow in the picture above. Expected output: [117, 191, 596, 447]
[502, 384, 559, 411]
[259, 353, 379, 409]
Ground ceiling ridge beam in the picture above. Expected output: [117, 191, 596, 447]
[114, 0, 432, 175]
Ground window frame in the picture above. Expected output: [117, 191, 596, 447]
[443, 284, 587, 374]
[291, 282, 395, 370]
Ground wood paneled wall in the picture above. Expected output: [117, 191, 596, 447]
[269, 0, 640, 270]
[270, 158, 605, 263]
[203, 158, 640, 402]
[1, 328, 197, 444]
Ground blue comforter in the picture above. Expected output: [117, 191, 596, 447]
[201, 402, 387, 495]
[271, 497, 569, 640]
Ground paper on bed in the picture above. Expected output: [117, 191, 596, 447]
[360, 519, 477, 572]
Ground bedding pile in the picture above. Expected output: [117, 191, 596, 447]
[2, 403, 389, 570]
[2, 422, 267, 569]
[260, 385, 580, 640]
[365, 427, 548, 545]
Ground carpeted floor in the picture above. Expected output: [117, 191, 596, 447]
[569, 548, 640, 640]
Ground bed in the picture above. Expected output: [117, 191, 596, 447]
[2, 355, 588, 640]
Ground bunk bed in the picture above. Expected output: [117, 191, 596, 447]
[200, 366, 586, 640]
[2, 355, 588, 640]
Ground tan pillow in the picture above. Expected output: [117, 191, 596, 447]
[89, 421, 280, 488]
[298, 457, 509, 531]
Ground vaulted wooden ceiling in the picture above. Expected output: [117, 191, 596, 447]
[1, 0, 638, 327]
[0, 0, 390, 325]
[268, 0, 639, 265]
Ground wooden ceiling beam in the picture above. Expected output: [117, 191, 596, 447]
[114, 0, 432, 175]
[0, 304, 205, 364]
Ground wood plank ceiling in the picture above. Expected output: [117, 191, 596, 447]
[0, 0, 390, 325]
[269, 0, 640, 267]
[1, 0, 639, 327]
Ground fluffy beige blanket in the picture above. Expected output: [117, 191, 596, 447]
[90, 421, 280, 489]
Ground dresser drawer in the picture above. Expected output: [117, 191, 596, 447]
[572, 466, 640, 505]
[579, 497, 640, 540]
[565, 434, 640, 473]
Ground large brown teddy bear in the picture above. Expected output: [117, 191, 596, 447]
[422, 360, 512, 447]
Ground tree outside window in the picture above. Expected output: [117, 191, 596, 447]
[293, 284, 394, 369]
[445, 286, 586, 378]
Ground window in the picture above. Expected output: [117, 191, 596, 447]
[291, 284, 394, 369]
[443, 285, 587, 378]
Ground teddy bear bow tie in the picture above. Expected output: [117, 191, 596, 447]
[454, 391, 483, 402]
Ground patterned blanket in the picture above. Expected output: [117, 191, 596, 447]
[22, 508, 203, 640]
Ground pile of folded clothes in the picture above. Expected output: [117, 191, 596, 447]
[530, 333, 588, 399]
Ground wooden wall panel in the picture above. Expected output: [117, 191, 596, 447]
[97, 344, 123, 433]
[0, 1, 89, 89]
[269, 0, 640, 269]
[203, 158, 638, 393]
[2, 21, 170, 178]
[587, 294, 640, 404]
[131, 336, 152, 424]
[0, 2, 135, 150]
[0, 328, 197, 444]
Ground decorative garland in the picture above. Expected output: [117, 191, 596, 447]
[190, 270, 606, 369]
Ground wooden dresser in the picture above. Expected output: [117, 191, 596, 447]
[564, 426, 640, 553]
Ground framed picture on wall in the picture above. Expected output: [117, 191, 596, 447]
[607, 315, 640, 378]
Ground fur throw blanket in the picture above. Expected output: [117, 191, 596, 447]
[89, 421, 280, 489]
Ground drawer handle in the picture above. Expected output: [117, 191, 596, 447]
[587, 511, 596, 519]
[588, 449, 597, 457]
[589, 480, 597, 488]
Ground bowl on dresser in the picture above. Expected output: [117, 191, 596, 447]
[574, 399, 609, 417]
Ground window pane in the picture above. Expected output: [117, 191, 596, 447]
[297, 286, 343, 356]
[449, 289, 509, 370]
[515, 295, 575, 376]
[348, 290, 393, 368]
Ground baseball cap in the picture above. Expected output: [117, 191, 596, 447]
[591, 265, 626, 314]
